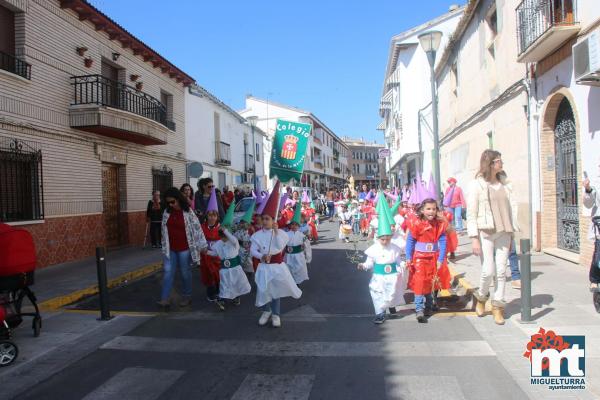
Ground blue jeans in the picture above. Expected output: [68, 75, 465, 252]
[327, 201, 335, 218]
[263, 298, 281, 315]
[414, 294, 433, 313]
[161, 250, 193, 301]
[449, 206, 463, 231]
[509, 239, 521, 280]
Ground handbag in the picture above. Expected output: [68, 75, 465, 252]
[443, 187, 455, 208]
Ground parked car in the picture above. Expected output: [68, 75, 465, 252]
[233, 197, 255, 225]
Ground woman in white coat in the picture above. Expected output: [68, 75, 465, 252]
[467, 150, 519, 325]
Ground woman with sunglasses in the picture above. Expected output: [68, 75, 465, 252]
[158, 187, 208, 308]
[467, 150, 519, 325]
[195, 178, 225, 222]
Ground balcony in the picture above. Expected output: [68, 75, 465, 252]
[0, 51, 31, 80]
[516, 0, 580, 63]
[69, 75, 174, 145]
[216, 141, 231, 166]
[313, 156, 323, 168]
[245, 154, 255, 172]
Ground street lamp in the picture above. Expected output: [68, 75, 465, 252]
[247, 116, 259, 192]
[418, 30, 443, 200]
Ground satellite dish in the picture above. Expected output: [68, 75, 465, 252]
[187, 162, 203, 178]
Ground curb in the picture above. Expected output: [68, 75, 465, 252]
[38, 262, 163, 311]
[438, 265, 475, 298]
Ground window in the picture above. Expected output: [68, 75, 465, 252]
[487, 7, 498, 37]
[0, 138, 44, 222]
[152, 166, 173, 194]
[487, 131, 494, 149]
[160, 90, 175, 130]
[0, 5, 29, 80]
[255, 143, 260, 162]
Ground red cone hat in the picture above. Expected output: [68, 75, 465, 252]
[261, 180, 281, 218]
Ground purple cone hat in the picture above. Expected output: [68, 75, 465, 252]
[427, 173, 438, 200]
[252, 190, 257, 200]
[385, 191, 398, 201]
[301, 190, 310, 203]
[207, 187, 218, 213]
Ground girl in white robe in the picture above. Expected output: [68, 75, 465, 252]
[358, 228, 406, 324]
[213, 228, 251, 308]
[284, 220, 312, 284]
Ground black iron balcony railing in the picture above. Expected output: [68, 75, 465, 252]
[70, 75, 175, 129]
[216, 141, 231, 165]
[516, 0, 577, 55]
[245, 154, 255, 172]
[0, 51, 31, 80]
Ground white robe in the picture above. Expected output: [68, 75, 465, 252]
[233, 226, 253, 273]
[363, 242, 407, 315]
[338, 210, 352, 239]
[213, 229, 251, 299]
[284, 230, 311, 284]
[251, 228, 302, 307]
[391, 214, 406, 250]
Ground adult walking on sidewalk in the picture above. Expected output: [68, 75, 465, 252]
[158, 187, 208, 308]
[443, 178, 466, 232]
[326, 188, 335, 221]
[146, 190, 163, 248]
[583, 176, 600, 290]
[467, 150, 519, 325]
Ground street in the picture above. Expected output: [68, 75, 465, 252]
[3, 223, 534, 400]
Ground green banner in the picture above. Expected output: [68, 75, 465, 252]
[269, 119, 312, 183]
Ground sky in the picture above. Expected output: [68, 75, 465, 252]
[89, 0, 466, 143]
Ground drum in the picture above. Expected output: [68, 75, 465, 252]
[341, 224, 353, 235]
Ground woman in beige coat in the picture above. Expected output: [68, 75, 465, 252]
[467, 150, 519, 325]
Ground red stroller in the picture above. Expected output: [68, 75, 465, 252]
[0, 223, 42, 367]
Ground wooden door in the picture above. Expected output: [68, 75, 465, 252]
[102, 163, 120, 247]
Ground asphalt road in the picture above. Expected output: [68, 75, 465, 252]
[17, 221, 529, 400]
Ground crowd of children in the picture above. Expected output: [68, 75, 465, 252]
[192, 180, 314, 328]
[160, 176, 460, 327]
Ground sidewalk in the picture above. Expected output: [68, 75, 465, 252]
[32, 246, 162, 309]
[450, 234, 600, 399]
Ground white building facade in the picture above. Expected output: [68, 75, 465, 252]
[185, 85, 266, 193]
[516, 0, 600, 266]
[378, 6, 464, 188]
[240, 96, 349, 192]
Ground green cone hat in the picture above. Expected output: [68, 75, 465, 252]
[380, 196, 395, 227]
[310, 200, 315, 209]
[222, 200, 236, 227]
[290, 204, 302, 225]
[390, 197, 402, 216]
[241, 199, 256, 224]
[376, 208, 393, 237]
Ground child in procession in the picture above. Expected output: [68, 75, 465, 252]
[284, 206, 312, 285]
[358, 208, 407, 325]
[405, 198, 450, 323]
[251, 181, 302, 328]
[200, 188, 222, 304]
[213, 227, 251, 308]
[233, 200, 257, 276]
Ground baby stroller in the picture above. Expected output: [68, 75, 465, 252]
[0, 223, 42, 367]
[592, 216, 600, 314]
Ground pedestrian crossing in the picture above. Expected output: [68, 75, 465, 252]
[81, 367, 185, 400]
[100, 335, 496, 358]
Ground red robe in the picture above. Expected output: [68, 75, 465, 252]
[407, 217, 451, 295]
[302, 206, 318, 239]
[442, 210, 458, 254]
[200, 222, 221, 287]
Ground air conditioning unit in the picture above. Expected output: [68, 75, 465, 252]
[574, 29, 600, 86]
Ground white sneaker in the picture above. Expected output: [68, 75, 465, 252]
[258, 311, 272, 326]
[271, 314, 281, 328]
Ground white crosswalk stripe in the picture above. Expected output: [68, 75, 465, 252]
[231, 374, 315, 400]
[101, 336, 495, 357]
[81, 367, 184, 400]
[385, 375, 466, 400]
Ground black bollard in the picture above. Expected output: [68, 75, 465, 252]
[518, 238, 534, 324]
[96, 247, 112, 321]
